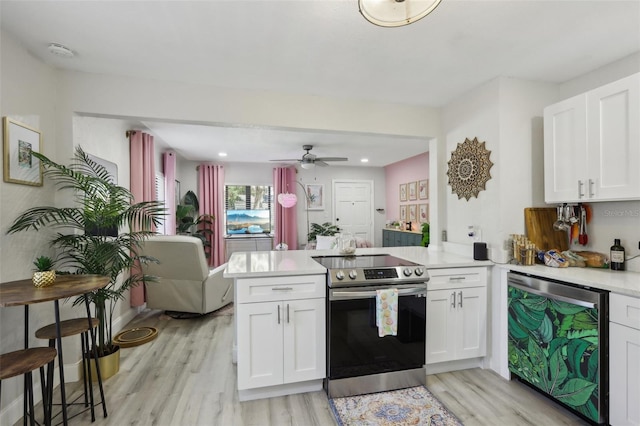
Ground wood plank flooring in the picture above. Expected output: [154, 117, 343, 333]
[21, 306, 588, 425]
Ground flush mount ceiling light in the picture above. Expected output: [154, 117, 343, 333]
[359, 0, 442, 27]
[300, 162, 315, 170]
[48, 43, 75, 58]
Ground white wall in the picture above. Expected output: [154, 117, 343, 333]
[441, 77, 559, 259]
[0, 29, 75, 424]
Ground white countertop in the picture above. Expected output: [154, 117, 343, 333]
[224, 246, 492, 279]
[224, 246, 640, 298]
[500, 263, 640, 298]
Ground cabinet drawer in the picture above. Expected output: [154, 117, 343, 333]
[237, 274, 326, 303]
[611, 293, 640, 330]
[427, 267, 487, 291]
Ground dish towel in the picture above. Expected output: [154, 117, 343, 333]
[376, 288, 398, 337]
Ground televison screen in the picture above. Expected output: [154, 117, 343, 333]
[226, 209, 271, 234]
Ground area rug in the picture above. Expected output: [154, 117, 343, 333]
[329, 386, 463, 426]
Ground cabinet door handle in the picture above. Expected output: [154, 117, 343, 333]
[588, 179, 595, 198]
[451, 292, 456, 308]
[277, 305, 281, 324]
[272, 287, 293, 291]
[449, 276, 465, 281]
[578, 180, 585, 199]
[458, 291, 463, 308]
[287, 304, 290, 323]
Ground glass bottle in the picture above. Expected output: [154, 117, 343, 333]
[610, 238, 626, 271]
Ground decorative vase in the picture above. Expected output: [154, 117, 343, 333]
[87, 346, 120, 381]
[32, 270, 56, 288]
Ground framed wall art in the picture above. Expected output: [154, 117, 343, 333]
[305, 183, 324, 210]
[409, 204, 417, 223]
[419, 179, 428, 200]
[3, 117, 43, 186]
[419, 204, 429, 223]
[447, 137, 493, 201]
[399, 205, 407, 222]
[408, 181, 417, 200]
[399, 183, 407, 202]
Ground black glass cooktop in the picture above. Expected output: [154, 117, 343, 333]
[312, 254, 419, 270]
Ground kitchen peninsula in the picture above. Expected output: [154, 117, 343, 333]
[224, 246, 492, 401]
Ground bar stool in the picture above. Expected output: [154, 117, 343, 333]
[35, 318, 107, 423]
[0, 347, 57, 426]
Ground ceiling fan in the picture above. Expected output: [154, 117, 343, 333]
[270, 145, 348, 169]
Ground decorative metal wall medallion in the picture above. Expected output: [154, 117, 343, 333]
[447, 137, 493, 201]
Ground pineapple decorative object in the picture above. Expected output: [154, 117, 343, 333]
[32, 256, 56, 288]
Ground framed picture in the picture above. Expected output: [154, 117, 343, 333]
[3, 117, 43, 186]
[419, 179, 429, 200]
[409, 204, 417, 223]
[408, 181, 417, 201]
[399, 183, 407, 202]
[419, 204, 429, 223]
[399, 205, 407, 222]
[305, 183, 324, 210]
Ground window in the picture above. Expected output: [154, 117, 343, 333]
[225, 185, 273, 235]
[155, 172, 166, 235]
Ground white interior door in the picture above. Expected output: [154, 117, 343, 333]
[333, 180, 373, 243]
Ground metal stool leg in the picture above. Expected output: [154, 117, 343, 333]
[27, 371, 35, 426]
[84, 300, 107, 418]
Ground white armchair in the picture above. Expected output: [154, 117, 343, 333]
[139, 235, 233, 314]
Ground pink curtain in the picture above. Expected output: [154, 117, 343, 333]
[129, 131, 156, 307]
[273, 166, 298, 249]
[198, 164, 225, 267]
[163, 151, 176, 235]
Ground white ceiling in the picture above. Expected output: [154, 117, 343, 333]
[2, 0, 639, 166]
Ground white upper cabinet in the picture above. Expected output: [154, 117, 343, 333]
[544, 73, 640, 203]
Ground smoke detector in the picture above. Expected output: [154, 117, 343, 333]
[48, 43, 75, 58]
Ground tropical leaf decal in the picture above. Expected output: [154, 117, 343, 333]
[508, 285, 601, 423]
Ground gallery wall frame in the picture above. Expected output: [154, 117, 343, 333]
[399, 205, 407, 222]
[408, 181, 417, 201]
[305, 183, 324, 210]
[409, 204, 417, 223]
[419, 204, 429, 223]
[3, 117, 43, 186]
[399, 183, 407, 202]
[419, 179, 429, 200]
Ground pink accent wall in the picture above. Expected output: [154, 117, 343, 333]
[384, 152, 429, 228]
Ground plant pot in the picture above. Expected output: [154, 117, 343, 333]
[32, 270, 56, 288]
[87, 346, 120, 381]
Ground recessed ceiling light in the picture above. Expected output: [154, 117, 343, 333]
[218, 152, 227, 157]
[48, 43, 75, 58]
[361, 158, 369, 163]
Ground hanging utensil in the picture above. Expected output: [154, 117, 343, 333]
[579, 205, 588, 245]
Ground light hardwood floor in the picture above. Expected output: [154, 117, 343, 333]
[26, 306, 588, 425]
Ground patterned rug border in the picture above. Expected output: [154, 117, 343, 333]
[329, 386, 463, 426]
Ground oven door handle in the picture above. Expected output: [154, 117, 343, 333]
[331, 286, 426, 300]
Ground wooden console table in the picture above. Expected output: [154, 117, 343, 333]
[0, 274, 109, 425]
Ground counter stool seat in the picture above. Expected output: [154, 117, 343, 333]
[35, 318, 107, 423]
[1, 347, 57, 426]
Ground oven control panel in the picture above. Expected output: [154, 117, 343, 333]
[328, 266, 427, 286]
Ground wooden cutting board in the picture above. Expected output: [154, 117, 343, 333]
[524, 208, 569, 251]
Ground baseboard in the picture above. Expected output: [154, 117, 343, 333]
[238, 380, 323, 401]
[425, 357, 484, 375]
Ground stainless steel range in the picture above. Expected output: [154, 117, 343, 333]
[313, 254, 429, 398]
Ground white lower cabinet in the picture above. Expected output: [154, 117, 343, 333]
[235, 274, 326, 395]
[237, 298, 325, 390]
[609, 293, 640, 426]
[426, 268, 487, 365]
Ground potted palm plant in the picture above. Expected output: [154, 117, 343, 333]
[176, 190, 215, 257]
[7, 146, 164, 377]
